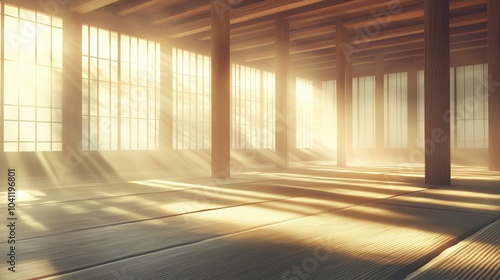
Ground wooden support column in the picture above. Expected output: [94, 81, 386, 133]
[407, 57, 418, 153]
[424, 0, 451, 185]
[345, 52, 353, 162]
[211, 0, 231, 178]
[160, 38, 173, 152]
[375, 54, 385, 158]
[62, 13, 82, 154]
[488, 0, 500, 171]
[336, 18, 346, 167]
[275, 15, 289, 169]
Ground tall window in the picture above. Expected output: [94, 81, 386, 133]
[172, 48, 211, 150]
[353, 76, 376, 149]
[417, 67, 480, 149]
[262, 71, 275, 149]
[120, 35, 160, 151]
[82, 25, 160, 151]
[82, 25, 118, 151]
[296, 78, 314, 149]
[232, 64, 260, 149]
[417, 70, 425, 148]
[454, 64, 488, 148]
[318, 80, 336, 151]
[384, 72, 408, 148]
[231, 64, 275, 149]
[2, 4, 63, 152]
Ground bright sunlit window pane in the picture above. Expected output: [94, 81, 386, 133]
[172, 48, 211, 150]
[417, 66, 484, 149]
[417, 70, 425, 149]
[319, 80, 337, 151]
[452, 64, 488, 149]
[262, 71, 275, 149]
[231, 64, 274, 150]
[120, 35, 160, 151]
[2, 5, 63, 152]
[384, 72, 408, 149]
[4, 5, 18, 17]
[296, 78, 314, 149]
[82, 26, 160, 151]
[353, 76, 376, 149]
[82, 25, 118, 151]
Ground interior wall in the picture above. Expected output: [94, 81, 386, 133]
[0, 1, 492, 181]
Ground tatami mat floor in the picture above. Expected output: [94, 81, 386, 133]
[1, 162, 498, 279]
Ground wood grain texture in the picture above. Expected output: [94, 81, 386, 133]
[211, 0, 231, 178]
[424, 0, 451, 185]
[488, 0, 500, 171]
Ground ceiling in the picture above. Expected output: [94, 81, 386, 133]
[68, 0, 488, 78]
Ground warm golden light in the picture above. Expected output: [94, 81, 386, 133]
[3, 4, 63, 152]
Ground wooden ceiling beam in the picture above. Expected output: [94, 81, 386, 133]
[285, 0, 415, 22]
[306, 65, 336, 71]
[353, 31, 484, 58]
[343, 4, 423, 30]
[231, 0, 326, 25]
[244, 52, 275, 62]
[166, 17, 211, 39]
[343, 0, 485, 30]
[450, 11, 487, 26]
[198, 17, 275, 41]
[243, 43, 337, 63]
[351, 19, 485, 46]
[450, 32, 486, 44]
[150, 3, 209, 25]
[450, 39, 487, 52]
[218, 0, 488, 64]
[381, 41, 487, 62]
[167, 0, 324, 38]
[293, 56, 335, 67]
[231, 25, 275, 41]
[231, 35, 274, 52]
[231, 23, 334, 52]
[230, 17, 275, 37]
[291, 38, 336, 54]
[351, 29, 485, 54]
[450, 22, 487, 36]
[69, 0, 119, 14]
[311, 49, 486, 78]
[352, 33, 423, 53]
[117, 0, 163, 16]
[243, 28, 486, 63]
[351, 41, 418, 58]
[290, 49, 333, 62]
[305, 57, 375, 72]
[351, 24, 422, 45]
[290, 23, 334, 41]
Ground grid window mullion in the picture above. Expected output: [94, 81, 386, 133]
[3, 5, 62, 152]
